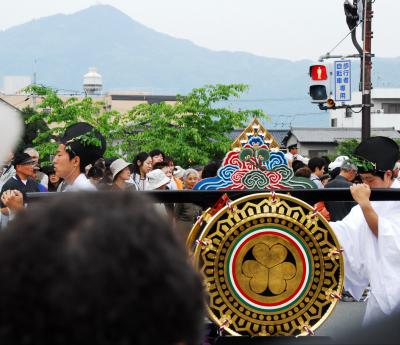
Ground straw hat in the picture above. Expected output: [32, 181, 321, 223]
[110, 158, 132, 181]
[147, 169, 170, 190]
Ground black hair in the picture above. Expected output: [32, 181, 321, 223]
[132, 152, 150, 176]
[163, 156, 174, 166]
[320, 173, 330, 183]
[0, 193, 205, 345]
[153, 161, 169, 170]
[87, 165, 104, 179]
[321, 155, 331, 174]
[294, 166, 312, 178]
[329, 166, 341, 180]
[371, 170, 387, 180]
[104, 157, 117, 168]
[149, 149, 165, 159]
[308, 157, 326, 173]
[292, 160, 306, 173]
[201, 160, 221, 179]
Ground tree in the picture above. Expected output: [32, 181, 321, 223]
[336, 138, 400, 160]
[123, 84, 268, 166]
[15, 106, 49, 153]
[335, 138, 360, 157]
[23, 84, 268, 167]
[24, 85, 122, 165]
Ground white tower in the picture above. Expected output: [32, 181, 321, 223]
[83, 67, 103, 95]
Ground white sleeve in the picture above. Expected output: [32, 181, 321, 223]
[376, 209, 400, 311]
[330, 206, 369, 300]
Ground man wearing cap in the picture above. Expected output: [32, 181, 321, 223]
[0, 153, 41, 220]
[285, 144, 305, 167]
[330, 136, 400, 325]
[53, 122, 106, 192]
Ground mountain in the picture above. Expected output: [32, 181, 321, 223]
[1, 5, 399, 127]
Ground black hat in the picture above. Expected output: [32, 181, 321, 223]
[12, 153, 36, 167]
[61, 122, 106, 168]
[288, 144, 298, 150]
[353, 136, 399, 173]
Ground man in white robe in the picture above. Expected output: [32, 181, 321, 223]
[330, 136, 400, 325]
[53, 122, 106, 192]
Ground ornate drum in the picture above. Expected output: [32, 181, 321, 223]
[190, 192, 344, 336]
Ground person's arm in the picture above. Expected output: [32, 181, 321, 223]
[1, 190, 24, 217]
[350, 183, 378, 236]
[0, 188, 8, 215]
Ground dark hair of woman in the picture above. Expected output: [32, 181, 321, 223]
[132, 152, 150, 176]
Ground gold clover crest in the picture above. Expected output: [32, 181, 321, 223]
[242, 243, 296, 295]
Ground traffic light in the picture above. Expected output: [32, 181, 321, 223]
[309, 64, 333, 106]
[344, 0, 363, 30]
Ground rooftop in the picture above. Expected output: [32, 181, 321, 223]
[287, 127, 400, 143]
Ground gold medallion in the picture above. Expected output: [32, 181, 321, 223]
[191, 192, 344, 336]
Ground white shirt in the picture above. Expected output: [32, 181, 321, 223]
[310, 173, 324, 189]
[63, 173, 96, 192]
[330, 179, 400, 325]
[285, 152, 306, 164]
[132, 173, 149, 191]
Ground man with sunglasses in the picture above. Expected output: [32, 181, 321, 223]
[330, 136, 400, 326]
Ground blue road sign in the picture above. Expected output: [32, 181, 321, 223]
[334, 60, 351, 102]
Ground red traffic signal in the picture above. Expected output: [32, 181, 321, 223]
[309, 63, 331, 104]
[309, 65, 328, 81]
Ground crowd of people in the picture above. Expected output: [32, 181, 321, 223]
[0, 121, 400, 343]
[2, 124, 400, 236]
[0, 123, 218, 239]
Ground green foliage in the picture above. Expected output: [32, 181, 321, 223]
[23, 85, 122, 165]
[16, 106, 49, 153]
[335, 139, 360, 157]
[124, 84, 268, 166]
[348, 154, 377, 172]
[22, 84, 268, 167]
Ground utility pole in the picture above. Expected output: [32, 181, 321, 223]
[361, 0, 373, 141]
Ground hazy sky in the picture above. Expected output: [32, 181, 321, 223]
[0, 0, 398, 61]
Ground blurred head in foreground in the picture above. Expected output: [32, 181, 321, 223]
[0, 192, 204, 345]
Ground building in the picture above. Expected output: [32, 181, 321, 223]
[83, 67, 103, 96]
[0, 91, 177, 114]
[2, 76, 32, 95]
[330, 88, 400, 130]
[283, 127, 400, 158]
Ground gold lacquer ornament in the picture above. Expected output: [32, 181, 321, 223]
[191, 192, 344, 336]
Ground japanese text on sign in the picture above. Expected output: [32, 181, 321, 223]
[334, 60, 351, 102]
